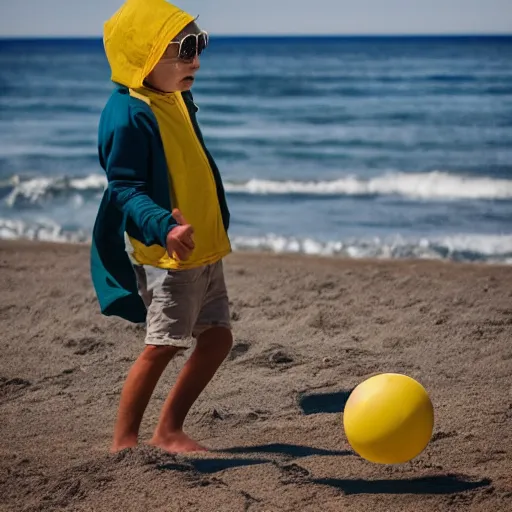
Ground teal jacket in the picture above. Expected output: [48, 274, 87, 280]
[90, 85, 230, 323]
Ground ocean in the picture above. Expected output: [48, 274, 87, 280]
[0, 36, 511, 263]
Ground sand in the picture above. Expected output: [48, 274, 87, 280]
[1, 239, 511, 511]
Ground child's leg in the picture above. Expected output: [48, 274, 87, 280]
[150, 326, 233, 452]
[110, 264, 200, 452]
[111, 345, 180, 452]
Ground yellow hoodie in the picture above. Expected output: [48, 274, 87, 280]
[104, 0, 194, 89]
[101, 0, 231, 270]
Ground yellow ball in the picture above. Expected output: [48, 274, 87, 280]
[343, 373, 434, 464]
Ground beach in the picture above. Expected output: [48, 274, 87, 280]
[1, 239, 511, 511]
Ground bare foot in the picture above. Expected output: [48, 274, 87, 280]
[148, 430, 208, 453]
[110, 437, 138, 453]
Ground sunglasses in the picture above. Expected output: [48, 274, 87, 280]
[170, 31, 209, 61]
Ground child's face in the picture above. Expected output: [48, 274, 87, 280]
[145, 22, 206, 93]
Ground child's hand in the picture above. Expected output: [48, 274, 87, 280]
[166, 209, 195, 261]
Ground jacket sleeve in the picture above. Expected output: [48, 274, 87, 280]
[104, 108, 177, 248]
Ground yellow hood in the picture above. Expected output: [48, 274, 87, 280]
[104, 0, 195, 89]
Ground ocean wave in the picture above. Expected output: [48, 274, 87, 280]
[224, 172, 512, 200]
[1, 218, 510, 264]
[2, 171, 511, 209]
[230, 233, 512, 263]
[0, 218, 89, 243]
[0, 174, 106, 208]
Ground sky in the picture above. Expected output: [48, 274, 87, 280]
[0, 0, 511, 37]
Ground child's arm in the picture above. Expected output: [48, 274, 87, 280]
[103, 110, 178, 249]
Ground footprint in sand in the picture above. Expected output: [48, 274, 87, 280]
[229, 341, 250, 360]
[0, 377, 31, 401]
[64, 337, 112, 355]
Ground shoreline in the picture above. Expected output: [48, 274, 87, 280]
[1, 237, 510, 269]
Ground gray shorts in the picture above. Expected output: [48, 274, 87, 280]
[133, 260, 231, 349]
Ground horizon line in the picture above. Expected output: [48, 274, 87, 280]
[1, 32, 512, 41]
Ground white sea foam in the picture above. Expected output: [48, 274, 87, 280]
[230, 233, 512, 264]
[2, 174, 107, 208]
[224, 171, 512, 200]
[0, 218, 89, 244]
[2, 171, 511, 209]
[1, 217, 510, 263]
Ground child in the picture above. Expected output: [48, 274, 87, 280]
[90, 0, 233, 453]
